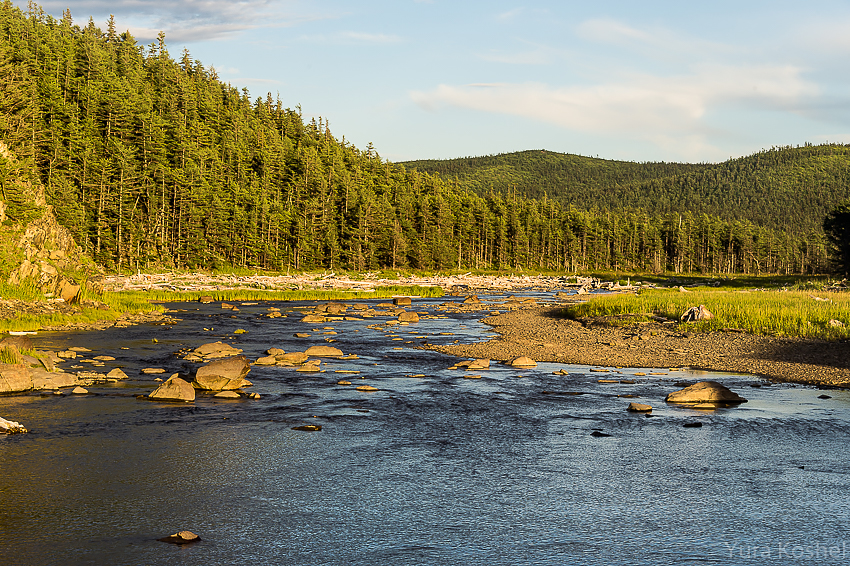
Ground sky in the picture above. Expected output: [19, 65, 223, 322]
[20, 0, 850, 163]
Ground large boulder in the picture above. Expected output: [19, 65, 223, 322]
[304, 345, 343, 357]
[149, 375, 196, 402]
[0, 364, 33, 393]
[193, 356, 251, 390]
[665, 381, 747, 404]
[0, 335, 33, 350]
[398, 311, 419, 323]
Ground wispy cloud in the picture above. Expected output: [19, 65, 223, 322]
[32, 0, 326, 43]
[411, 64, 818, 160]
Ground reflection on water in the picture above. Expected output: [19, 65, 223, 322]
[2, 293, 850, 565]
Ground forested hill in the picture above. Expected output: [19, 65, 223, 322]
[402, 144, 850, 234]
[0, 2, 836, 276]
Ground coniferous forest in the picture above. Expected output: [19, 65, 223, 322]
[0, 1, 845, 276]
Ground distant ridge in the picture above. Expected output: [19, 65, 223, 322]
[401, 144, 850, 234]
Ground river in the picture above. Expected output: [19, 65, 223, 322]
[2, 292, 849, 565]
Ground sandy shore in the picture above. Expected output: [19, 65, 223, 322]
[427, 306, 850, 388]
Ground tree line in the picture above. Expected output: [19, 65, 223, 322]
[0, 2, 833, 275]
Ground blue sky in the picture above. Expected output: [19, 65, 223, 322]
[24, 0, 850, 163]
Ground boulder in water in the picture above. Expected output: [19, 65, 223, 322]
[193, 356, 251, 390]
[665, 381, 747, 404]
[158, 530, 201, 545]
[509, 356, 537, 368]
[149, 375, 196, 402]
[0, 364, 33, 393]
[398, 311, 419, 323]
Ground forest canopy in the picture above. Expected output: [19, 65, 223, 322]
[0, 1, 842, 276]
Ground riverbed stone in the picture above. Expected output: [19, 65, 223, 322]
[398, 311, 419, 323]
[254, 355, 277, 365]
[0, 416, 27, 434]
[31, 368, 75, 390]
[71, 386, 89, 394]
[149, 375, 195, 402]
[213, 391, 241, 399]
[665, 381, 747, 404]
[627, 402, 652, 412]
[468, 358, 491, 370]
[0, 364, 33, 393]
[191, 341, 242, 359]
[193, 355, 251, 390]
[106, 368, 128, 380]
[277, 351, 309, 364]
[393, 297, 412, 306]
[158, 531, 201, 545]
[509, 356, 537, 368]
[304, 345, 343, 357]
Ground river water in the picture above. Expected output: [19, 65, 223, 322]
[1, 293, 849, 565]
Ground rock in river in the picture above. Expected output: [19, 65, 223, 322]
[509, 356, 537, 368]
[0, 364, 33, 393]
[1, 416, 27, 434]
[193, 356, 251, 390]
[665, 381, 747, 404]
[304, 345, 343, 357]
[158, 531, 201, 545]
[149, 375, 196, 402]
[627, 402, 652, 412]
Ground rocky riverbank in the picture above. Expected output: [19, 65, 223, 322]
[426, 306, 850, 388]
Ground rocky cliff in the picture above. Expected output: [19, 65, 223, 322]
[0, 141, 100, 301]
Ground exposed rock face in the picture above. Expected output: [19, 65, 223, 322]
[665, 381, 747, 404]
[193, 356, 251, 390]
[149, 375, 196, 402]
[0, 364, 33, 393]
[304, 345, 343, 357]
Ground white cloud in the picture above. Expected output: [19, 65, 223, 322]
[410, 64, 818, 159]
[28, 0, 323, 43]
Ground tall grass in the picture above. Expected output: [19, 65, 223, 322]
[112, 284, 444, 304]
[565, 288, 850, 340]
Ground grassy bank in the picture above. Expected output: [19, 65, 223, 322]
[0, 283, 444, 332]
[565, 287, 850, 340]
[107, 284, 444, 304]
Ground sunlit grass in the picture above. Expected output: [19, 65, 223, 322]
[565, 287, 850, 340]
[111, 284, 443, 304]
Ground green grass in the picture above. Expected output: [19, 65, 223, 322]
[0, 345, 23, 364]
[111, 284, 444, 304]
[565, 287, 850, 340]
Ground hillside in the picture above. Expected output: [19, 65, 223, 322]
[401, 144, 850, 234]
[0, 2, 835, 276]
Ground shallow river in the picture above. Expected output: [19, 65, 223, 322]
[2, 293, 850, 565]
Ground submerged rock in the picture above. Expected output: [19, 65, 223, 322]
[213, 391, 241, 399]
[158, 531, 201, 545]
[149, 375, 196, 402]
[665, 381, 747, 404]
